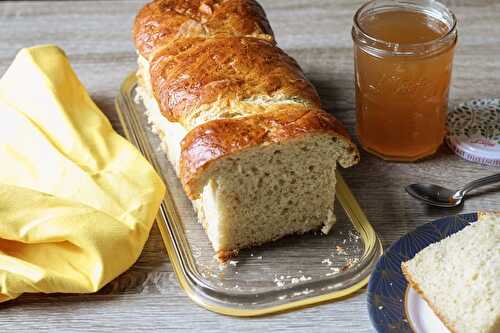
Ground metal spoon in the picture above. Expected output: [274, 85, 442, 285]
[405, 173, 500, 207]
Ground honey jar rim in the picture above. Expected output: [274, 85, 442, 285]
[352, 0, 457, 57]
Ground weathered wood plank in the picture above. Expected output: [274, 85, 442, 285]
[0, 0, 499, 331]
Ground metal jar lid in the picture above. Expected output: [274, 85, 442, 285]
[446, 98, 500, 166]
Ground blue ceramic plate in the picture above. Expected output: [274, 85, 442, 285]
[367, 213, 478, 333]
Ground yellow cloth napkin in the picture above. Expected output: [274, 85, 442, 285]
[0, 45, 165, 302]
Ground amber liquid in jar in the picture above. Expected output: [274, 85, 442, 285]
[354, 9, 456, 161]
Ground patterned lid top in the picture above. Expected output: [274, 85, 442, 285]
[446, 98, 500, 167]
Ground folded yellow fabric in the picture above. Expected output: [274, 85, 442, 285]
[0, 45, 165, 302]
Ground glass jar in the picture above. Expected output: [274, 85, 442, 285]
[352, 0, 457, 161]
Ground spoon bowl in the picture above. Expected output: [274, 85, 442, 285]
[405, 184, 462, 207]
[405, 173, 500, 208]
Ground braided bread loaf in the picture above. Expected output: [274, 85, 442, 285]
[133, 0, 359, 261]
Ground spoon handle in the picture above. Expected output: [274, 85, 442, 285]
[458, 173, 500, 197]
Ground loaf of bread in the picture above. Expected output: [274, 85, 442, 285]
[402, 212, 500, 333]
[133, 0, 359, 261]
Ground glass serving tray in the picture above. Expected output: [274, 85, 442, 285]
[115, 74, 383, 316]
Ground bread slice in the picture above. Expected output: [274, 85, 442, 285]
[401, 212, 500, 333]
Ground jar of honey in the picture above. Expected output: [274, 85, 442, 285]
[352, 0, 458, 161]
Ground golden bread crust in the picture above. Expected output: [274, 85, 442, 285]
[216, 249, 239, 262]
[180, 106, 359, 198]
[478, 211, 500, 221]
[133, 0, 274, 59]
[149, 36, 321, 128]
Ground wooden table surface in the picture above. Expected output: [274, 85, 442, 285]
[0, 0, 499, 332]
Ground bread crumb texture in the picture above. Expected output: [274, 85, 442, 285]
[402, 212, 500, 333]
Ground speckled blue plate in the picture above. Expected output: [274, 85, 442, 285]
[367, 213, 478, 333]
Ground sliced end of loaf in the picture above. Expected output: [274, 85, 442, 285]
[180, 107, 359, 199]
[192, 133, 341, 254]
